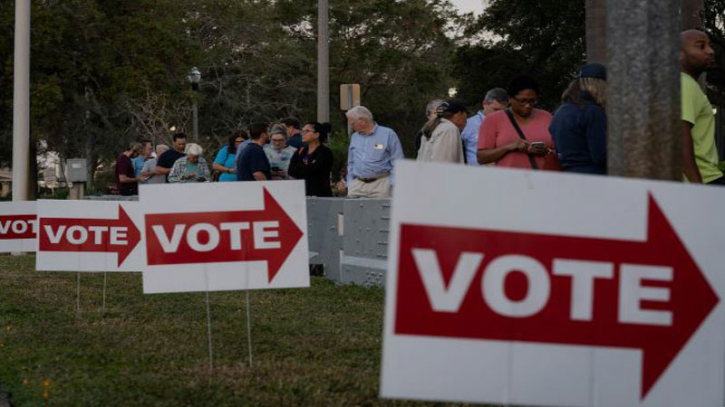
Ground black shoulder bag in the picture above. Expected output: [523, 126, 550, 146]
[505, 109, 539, 170]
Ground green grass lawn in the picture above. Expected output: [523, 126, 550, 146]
[0, 254, 468, 406]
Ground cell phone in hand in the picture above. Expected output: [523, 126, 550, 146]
[530, 141, 546, 149]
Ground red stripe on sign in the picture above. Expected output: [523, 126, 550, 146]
[394, 195, 717, 400]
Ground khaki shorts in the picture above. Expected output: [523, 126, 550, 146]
[347, 177, 392, 198]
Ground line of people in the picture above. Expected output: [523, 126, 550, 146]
[115, 118, 337, 197]
[116, 28, 720, 198]
[416, 28, 721, 188]
[417, 70, 605, 174]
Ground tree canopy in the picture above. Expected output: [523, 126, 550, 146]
[0, 0, 723, 186]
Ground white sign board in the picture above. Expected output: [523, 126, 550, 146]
[381, 161, 725, 407]
[139, 181, 309, 294]
[0, 201, 37, 252]
[36, 200, 144, 272]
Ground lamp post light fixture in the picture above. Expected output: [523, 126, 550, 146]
[187, 67, 201, 141]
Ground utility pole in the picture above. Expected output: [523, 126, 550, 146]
[12, 0, 31, 201]
[317, 0, 330, 123]
[585, 0, 607, 64]
[606, 0, 682, 180]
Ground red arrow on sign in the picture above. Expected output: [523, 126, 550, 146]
[38, 205, 141, 267]
[144, 188, 303, 283]
[395, 194, 718, 400]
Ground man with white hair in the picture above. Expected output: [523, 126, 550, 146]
[168, 143, 211, 183]
[460, 88, 508, 166]
[345, 106, 404, 198]
[140, 144, 170, 184]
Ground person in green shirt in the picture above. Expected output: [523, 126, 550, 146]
[681, 29, 720, 184]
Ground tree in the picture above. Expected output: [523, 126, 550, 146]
[0, 0, 201, 188]
[704, 0, 725, 107]
[682, 0, 705, 29]
[455, 0, 586, 112]
[0, 0, 482, 183]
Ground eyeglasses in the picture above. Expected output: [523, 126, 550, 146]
[513, 97, 538, 106]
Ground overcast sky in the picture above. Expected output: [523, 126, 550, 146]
[449, 0, 485, 15]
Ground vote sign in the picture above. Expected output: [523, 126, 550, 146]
[140, 182, 308, 294]
[0, 201, 37, 252]
[36, 200, 143, 271]
[381, 161, 725, 407]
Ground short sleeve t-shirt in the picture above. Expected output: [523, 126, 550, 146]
[213, 145, 237, 182]
[115, 154, 137, 195]
[478, 109, 560, 171]
[681, 72, 722, 183]
[141, 158, 165, 184]
[237, 143, 271, 181]
[156, 149, 185, 169]
[132, 156, 146, 178]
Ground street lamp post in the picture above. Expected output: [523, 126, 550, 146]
[317, 0, 330, 123]
[187, 67, 201, 142]
[12, 0, 31, 202]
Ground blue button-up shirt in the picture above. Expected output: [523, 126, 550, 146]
[132, 155, 146, 177]
[347, 124, 404, 185]
[461, 111, 484, 166]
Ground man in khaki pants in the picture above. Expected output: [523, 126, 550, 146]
[345, 106, 404, 198]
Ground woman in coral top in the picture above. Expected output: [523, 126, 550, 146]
[477, 75, 560, 171]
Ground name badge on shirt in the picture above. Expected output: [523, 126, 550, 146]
[374, 143, 384, 150]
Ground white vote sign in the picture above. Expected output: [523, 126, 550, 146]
[36, 200, 144, 272]
[381, 161, 725, 407]
[0, 201, 37, 252]
[139, 181, 309, 294]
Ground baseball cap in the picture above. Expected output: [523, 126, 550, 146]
[436, 99, 469, 115]
[578, 63, 607, 80]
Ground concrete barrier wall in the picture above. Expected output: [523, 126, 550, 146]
[307, 198, 391, 287]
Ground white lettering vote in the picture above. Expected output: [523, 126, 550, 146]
[412, 248, 482, 312]
[415, 250, 673, 326]
[152, 221, 282, 253]
[618, 264, 673, 326]
[483, 255, 550, 318]
[0, 219, 37, 236]
[187, 223, 220, 252]
[43, 225, 128, 245]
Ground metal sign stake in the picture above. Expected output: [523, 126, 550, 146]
[76, 272, 81, 316]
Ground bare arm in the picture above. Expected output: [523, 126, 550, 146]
[118, 174, 139, 183]
[683, 122, 702, 183]
[155, 166, 172, 175]
[213, 162, 235, 174]
[477, 140, 527, 164]
[252, 171, 268, 181]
